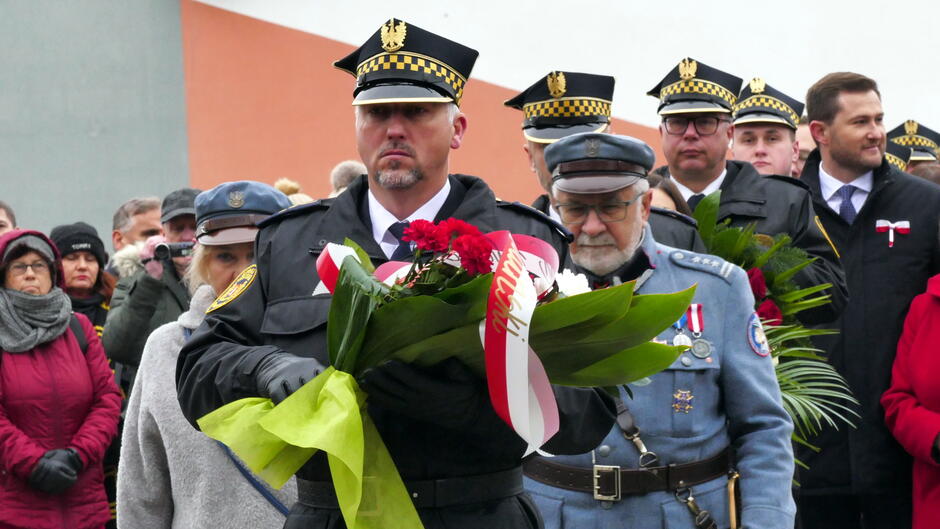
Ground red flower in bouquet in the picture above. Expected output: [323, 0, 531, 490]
[757, 298, 783, 325]
[747, 268, 767, 300]
[453, 234, 495, 276]
[403, 219, 449, 252]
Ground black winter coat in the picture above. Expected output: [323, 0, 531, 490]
[176, 175, 616, 490]
[797, 150, 940, 495]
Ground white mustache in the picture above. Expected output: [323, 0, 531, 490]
[576, 232, 617, 246]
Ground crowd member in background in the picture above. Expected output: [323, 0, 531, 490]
[794, 117, 816, 177]
[107, 197, 162, 279]
[104, 188, 199, 373]
[118, 181, 295, 529]
[911, 163, 940, 185]
[798, 71, 940, 529]
[0, 230, 122, 529]
[887, 120, 940, 172]
[50, 221, 122, 529]
[273, 177, 315, 205]
[328, 159, 366, 197]
[882, 274, 940, 529]
[885, 142, 913, 173]
[648, 171, 694, 215]
[731, 78, 804, 177]
[0, 201, 17, 236]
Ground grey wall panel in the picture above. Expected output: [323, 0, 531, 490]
[0, 1, 190, 251]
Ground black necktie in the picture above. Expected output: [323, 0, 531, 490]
[387, 221, 412, 261]
[687, 193, 706, 211]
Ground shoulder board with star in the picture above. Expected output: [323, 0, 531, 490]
[764, 174, 810, 192]
[257, 198, 333, 228]
[667, 250, 736, 283]
[651, 206, 698, 228]
[496, 200, 573, 241]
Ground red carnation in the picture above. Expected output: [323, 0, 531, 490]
[403, 219, 449, 252]
[747, 268, 767, 300]
[439, 218, 482, 240]
[452, 234, 494, 276]
[757, 299, 783, 326]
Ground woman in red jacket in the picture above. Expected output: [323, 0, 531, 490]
[882, 273, 940, 529]
[0, 230, 122, 529]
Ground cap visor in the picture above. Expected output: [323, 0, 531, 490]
[659, 101, 730, 115]
[352, 84, 453, 106]
[161, 208, 196, 223]
[553, 174, 642, 194]
[524, 123, 610, 144]
[910, 151, 938, 161]
[198, 227, 259, 246]
[733, 113, 795, 129]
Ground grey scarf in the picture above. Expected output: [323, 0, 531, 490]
[0, 287, 72, 353]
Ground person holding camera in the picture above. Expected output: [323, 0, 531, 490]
[103, 188, 199, 372]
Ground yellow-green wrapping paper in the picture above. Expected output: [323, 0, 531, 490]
[197, 367, 423, 528]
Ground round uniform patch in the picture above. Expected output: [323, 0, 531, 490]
[206, 264, 257, 314]
[747, 312, 771, 357]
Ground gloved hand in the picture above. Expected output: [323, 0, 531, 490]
[358, 358, 484, 431]
[254, 352, 326, 404]
[28, 448, 83, 495]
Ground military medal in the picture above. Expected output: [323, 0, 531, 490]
[686, 303, 712, 358]
[672, 314, 693, 347]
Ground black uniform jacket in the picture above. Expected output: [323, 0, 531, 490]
[662, 161, 848, 325]
[531, 194, 706, 252]
[177, 174, 616, 483]
[797, 150, 940, 495]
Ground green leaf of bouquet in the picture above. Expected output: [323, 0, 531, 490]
[710, 228, 749, 264]
[530, 281, 635, 335]
[781, 297, 833, 316]
[327, 257, 386, 371]
[343, 237, 376, 275]
[775, 283, 832, 304]
[552, 342, 683, 387]
[770, 257, 816, 288]
[751, 234, 790, 270]
[387, 322, 484, 373]
[692, 191, 721, 246]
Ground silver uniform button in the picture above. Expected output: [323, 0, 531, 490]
[681, 355, 693, 366]
[673, 252, 684, 260]
[597, 445, 611, 457]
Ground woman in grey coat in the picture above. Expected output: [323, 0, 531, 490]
[116, 182, 295, 529]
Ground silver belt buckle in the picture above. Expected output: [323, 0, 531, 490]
[592, 464, 621, 501]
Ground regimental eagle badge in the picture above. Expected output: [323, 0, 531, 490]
[585, 138, 601, 158]
[228, 191, 245, 208]
[547, 71, 567, 99]
[905, 119, 919, 136]
[749, 77, 766, 94]
[381, 18, 407, 52]
[679, 58, 697, 81]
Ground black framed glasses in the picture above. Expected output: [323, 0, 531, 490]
[662, 116, 730, 136]
[8, 261, 49, 276]
[555, 191, 647, 224]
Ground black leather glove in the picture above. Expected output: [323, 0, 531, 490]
[358, 358, 485, 431]
[28, 448, 83, 495]
[254, 352, 326, 404]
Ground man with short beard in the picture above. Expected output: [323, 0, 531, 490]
[176, 19, 616, 529]
[522, 132, 795, 529]
[649, 57, 846, 325]
[797, 72, 940, 529]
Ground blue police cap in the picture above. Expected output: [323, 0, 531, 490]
[545, 133, 655, 194]
[195, 181, 291, 245]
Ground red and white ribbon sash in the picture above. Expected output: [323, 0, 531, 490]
[875, 220, 911, 248]
[686, 303, 704, 334]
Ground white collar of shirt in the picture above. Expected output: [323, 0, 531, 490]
[818, 162, 872, 214]
[368, 179, 452, 259]
[672, 169, 727, 202]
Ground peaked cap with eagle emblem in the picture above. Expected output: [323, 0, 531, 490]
[504, 71, 616, 143]
[733, 78, 804, 129]
[647, 57, 742, 115]
[887, 120, 940, 162]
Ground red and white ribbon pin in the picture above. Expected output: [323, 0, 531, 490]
[875, 220, 910, 248]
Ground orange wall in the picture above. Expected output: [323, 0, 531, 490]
[181, 1, 662, 201]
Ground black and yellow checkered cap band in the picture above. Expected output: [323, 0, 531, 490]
[660, 79, 737, 108]
[356, 52, 467, 102]
[523, 97, 612, 119]
[733, 95, 799, 127]
[892, 135, 940, 152]
[885, 152, 907, 170]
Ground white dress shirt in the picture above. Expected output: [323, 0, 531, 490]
[368, 179, 452, 259]
[672, 169, 727, 202]
[817, 162, 872, 215]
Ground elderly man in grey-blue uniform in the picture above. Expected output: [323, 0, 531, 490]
[522, 132, 796, 529]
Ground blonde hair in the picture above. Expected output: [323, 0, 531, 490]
[184, 244, 212, 296]
[274, 178, 315, 206]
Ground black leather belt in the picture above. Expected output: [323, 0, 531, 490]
[523, 448, 731, 501]
[297, 467, 524, 509]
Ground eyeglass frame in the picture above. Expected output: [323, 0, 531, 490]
[554, 190, 648, 225]
[7, 261, 51, 276]
[662, 115, 731, 136]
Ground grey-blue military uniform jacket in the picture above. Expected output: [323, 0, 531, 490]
[525, 225, 796, 529]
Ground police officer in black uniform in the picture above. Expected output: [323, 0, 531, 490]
[885, 141, 913, 173]
[505, 71, 705, 252]
[887, 119, 940, 172]
[176, 19, 616, 529]
[648, 58, 847, 325]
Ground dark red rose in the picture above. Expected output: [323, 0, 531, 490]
[747, 268, 767, 300]
[757, 299, 783, 325]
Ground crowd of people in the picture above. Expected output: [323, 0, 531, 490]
[2, 16, 940, 529]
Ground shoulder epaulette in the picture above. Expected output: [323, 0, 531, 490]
[667, 249, 737, 283]
[258, 198, 333, 228]
[764, 173, 810, 191]
[496, 200, 573, 242]
[651, 206, 698, 228]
